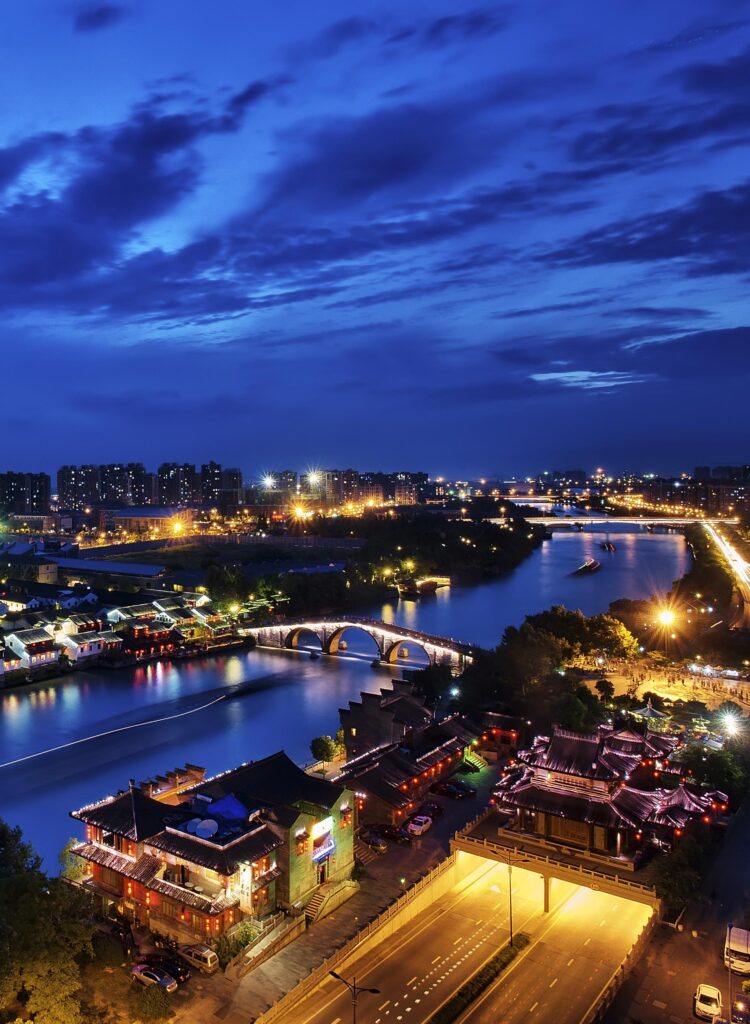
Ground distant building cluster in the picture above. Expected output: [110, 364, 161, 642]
[0, 463, 433, 522]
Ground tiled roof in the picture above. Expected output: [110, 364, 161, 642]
[71, 786, 185, 841]
[194, 751, 346, 811]
[147, 825, 283, 875]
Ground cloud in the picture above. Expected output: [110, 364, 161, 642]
[541, 180, 750, 277]
[422, 8, 513, 48]
[73, 3, 127, 33]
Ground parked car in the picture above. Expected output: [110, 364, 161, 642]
[359, 830, 388, 853]
[137, 954, 191, 984]
[370, 823, 412, 845]
[733, 998, 750, 1024]
[131, 965, 178, 993]
[178, 944, 220, 975]
[417, 800, 443, 819]
[449, 778, 477, 797]
[694, 984, 722, 1021]
[407, 814, 433, 836]
[430, 780, 466, 799]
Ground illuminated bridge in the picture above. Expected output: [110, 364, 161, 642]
[491, 516, 738, 528]
[243, 616, 474, 674]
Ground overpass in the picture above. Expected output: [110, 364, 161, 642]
[452, 814, 661, 911]
[490, 516, 738, 528]
[243, 616, 473, 674]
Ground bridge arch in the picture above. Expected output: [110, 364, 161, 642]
[285, 626, 324, 651]
[325, 625, 383, 658]
[384, 639, 432, 666]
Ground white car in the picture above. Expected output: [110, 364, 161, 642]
[407, 814, 433, 836]
[694, 983, 722, 1021]
[131, 965, 178, 993]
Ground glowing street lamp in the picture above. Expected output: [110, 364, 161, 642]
[657, 609, 676, 627]
[329, 971, 380, 1024]
[723, 713, 740, 738]
[262, 474, 276, 490]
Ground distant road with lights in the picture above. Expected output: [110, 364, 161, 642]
[704, 523, 750, 629]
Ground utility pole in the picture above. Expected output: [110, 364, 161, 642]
[329, 970, 380, 1024]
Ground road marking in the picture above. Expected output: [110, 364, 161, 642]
[567, 957, 574, 966]
[530, 1002, 538, 1012]
[549, 977, 558, 988]
[330, 1019, 341, 1024]
[407, 976, 417, 986]
[378, 1001, 390, 1011]
[431, 955, 441, 964]
[584, 937, 591, 945]
[453, 937, 463, 944]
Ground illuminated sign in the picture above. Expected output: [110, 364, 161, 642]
[311, 816, 333, 840]
[311, 817, 335, 861]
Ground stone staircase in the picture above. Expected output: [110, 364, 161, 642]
[303, 889, 327, 923]
[464, 749, 488, 770]
[354, 838, 378, 866]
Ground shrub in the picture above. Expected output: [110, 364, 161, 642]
[428, 933, 529, 1023]
[129, 984, 172, 1020]
[92, 931, 125, 967]
[215, 919, 259, 969]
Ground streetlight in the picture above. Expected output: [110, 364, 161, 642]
[494, 849, 530, 947]
[657, 609, 675, 626]
[329, 971, 380, 1024]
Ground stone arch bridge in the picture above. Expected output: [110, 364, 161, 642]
[244, 616, 473, 675]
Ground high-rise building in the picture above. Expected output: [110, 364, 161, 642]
[0, 472, 52, 515]
[158, 463, 199, 506]
[201, 461, 223, 506]
[57, 465, 100, 510]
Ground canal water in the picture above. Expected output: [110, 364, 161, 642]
[0, 524, 689, 866]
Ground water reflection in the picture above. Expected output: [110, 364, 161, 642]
[0, 526, 689, 866]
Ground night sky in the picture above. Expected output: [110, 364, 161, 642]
[3, 1, 749, 477]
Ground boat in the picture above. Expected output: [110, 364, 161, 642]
[572, 558, 601, 575]
[398, 579, 438, 599]
[600, 540, 616, 552]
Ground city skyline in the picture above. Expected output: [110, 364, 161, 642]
[1, 1, 748, 472]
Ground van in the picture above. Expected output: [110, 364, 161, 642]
[178, 944, 220, 975]
[725, 926, 750, 975]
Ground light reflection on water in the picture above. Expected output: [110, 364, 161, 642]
[0, 526, 689, 866]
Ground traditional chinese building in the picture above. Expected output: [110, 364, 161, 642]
[71, 752, 355, 941]
[495, 725, 726, 858]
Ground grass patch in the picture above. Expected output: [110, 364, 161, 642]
[428, 933, 530, 1023]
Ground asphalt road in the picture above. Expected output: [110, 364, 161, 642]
[288, 860, 546, 1024]
[286, 863, 649, 1024]
[460, 887, 652, 1024]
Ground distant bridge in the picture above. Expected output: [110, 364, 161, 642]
[490, 516, 738, 528]
[243, 616, 473, 674]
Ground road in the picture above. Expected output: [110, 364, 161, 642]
[460, 887, 652, 1024]
[705, 523, 750, 629]
[286, 863, 649, 1024]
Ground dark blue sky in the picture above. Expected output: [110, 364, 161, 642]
[3, 1, 749, 478]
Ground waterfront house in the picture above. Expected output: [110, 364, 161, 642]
[71, 752, 355, 941]
[339, 680, 433, 760]
[5, 627, 61, 670]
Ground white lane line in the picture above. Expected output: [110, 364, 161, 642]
[549, 978, 558, 988]
[378, 1001, 390, 1011]
[584, 937, 591, 945]
[407, 976, 417, 986]
[431, 955, 441, 964]
[330, 1019, 341, 1024]
[530, 1002, 538, 1012]
[567, 957, 574, 966]
[453, 937, 463, 944]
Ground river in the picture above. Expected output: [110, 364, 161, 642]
[0, 523, 689, 866]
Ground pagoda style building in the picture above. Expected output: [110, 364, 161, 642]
[495, 726, 726, 860]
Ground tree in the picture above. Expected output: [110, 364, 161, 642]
[0, 820, 93, 1024]
[653, 837, 704, 915]
[310, 735, 338, 765]
[595, 678, 615, 702]
[58, 838, 86, 882]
